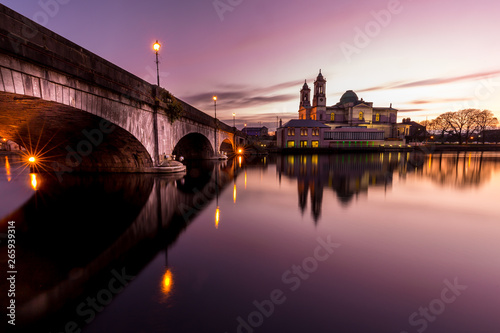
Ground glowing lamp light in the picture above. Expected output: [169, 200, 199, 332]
[215, 206, 220, 229]
[28, 156, 36, 163]
[153, 40, 161, 52]
[238, 148, 243, 154]
[213, 95, 217, 102]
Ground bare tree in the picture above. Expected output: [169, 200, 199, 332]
[474, 110, 499, 143]
[431, 115, 450, 143]
[442, 109, 478, 144]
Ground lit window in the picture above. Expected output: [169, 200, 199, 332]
[330, 113, 335, 121]
[288, 128, 295, 136]
[312, 128, 319, 136]
[312, 141, 319, 148]
[301, 128, 308, 136]
[287, 140, 295, 147]
[376, 113, 380, 122]
[300, 140, 308, 147]
[359, 112, 364, 120]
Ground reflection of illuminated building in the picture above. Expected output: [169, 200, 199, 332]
[277, 153, 399, 222]
[278, 152, 498, 224]
[415, 152, 495, 188]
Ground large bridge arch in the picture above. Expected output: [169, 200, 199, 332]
[0, 90, 153, 172]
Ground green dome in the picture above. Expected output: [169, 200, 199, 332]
[340, 90, 358, 104]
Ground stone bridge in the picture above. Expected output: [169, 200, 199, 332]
[0, 4, 246, 172]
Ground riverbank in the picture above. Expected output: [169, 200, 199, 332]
[275, 143, 500, 154]
[416, 144, 500, 152]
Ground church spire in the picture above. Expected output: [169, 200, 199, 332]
[300, 79, 311, 109]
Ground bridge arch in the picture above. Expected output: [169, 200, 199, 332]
[172, 132, 214, 160]
[0, 90, 153, 172]
[220, 139, 233, 154]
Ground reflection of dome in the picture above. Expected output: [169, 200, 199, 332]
[340, 90, 358, 104]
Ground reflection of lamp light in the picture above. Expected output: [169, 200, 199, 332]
[5, 156, 11, 182]
[30, 173, 38, 191]
[233, 184, 237, 203]
[244, 170, 247, 189]
[161, 269, 173, 295]
[215, 206, 220, 229]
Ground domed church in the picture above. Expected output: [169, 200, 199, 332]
[298, 70, 399, 138]
[277, 70, 409, 148]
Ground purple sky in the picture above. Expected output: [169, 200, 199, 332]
[2, 0, 499, 130]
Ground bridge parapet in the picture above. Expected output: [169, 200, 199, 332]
[0, 4, 154, 106]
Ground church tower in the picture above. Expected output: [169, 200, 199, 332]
[300, 80, 311, 109]
[313, 70, 326, 107]
[298, 80, 311, 120]
[311, 70, 327, 121]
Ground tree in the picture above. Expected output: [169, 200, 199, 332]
[442, 109, 478, 144]
[435, 112, 454, 143]
[474, 110, 499, 143]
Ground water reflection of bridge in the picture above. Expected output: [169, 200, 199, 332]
[0, 158, 241, 330]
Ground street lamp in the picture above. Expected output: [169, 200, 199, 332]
[153, 40, 161, 86]
[213, 95, 217, 155]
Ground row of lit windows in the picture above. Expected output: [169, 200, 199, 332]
[329, 113, 381, 121]
[287, 140, 320, 148]
[287, 128, 320, 136]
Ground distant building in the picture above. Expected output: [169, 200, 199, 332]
[401, 118, 427, 142]
[242, 126, 268, 137]
[481, 129, 500, 143]
[298, 70, 402, 138]
[277, 119, 330, 148]
[277, 70, 409, 148]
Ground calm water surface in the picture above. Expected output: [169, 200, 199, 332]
[1, 152, 499, 333]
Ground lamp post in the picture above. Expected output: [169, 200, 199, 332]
[233, 113, 236, 129]
[213, 95, 218, 155]
[153, 40, 161, 86]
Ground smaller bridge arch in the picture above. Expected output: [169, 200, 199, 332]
[172, 133, 214, 160]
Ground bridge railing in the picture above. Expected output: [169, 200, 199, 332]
[0, 4, 155, 105]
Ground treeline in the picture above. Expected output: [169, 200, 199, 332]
[421, 109, 499, 144]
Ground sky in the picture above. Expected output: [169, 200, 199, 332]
[2, 0, 500, 130]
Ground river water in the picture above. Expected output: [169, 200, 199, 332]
[1, 151, 499, 333]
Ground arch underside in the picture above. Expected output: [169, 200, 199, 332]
[172, 132, 214, 159]
[0, 92, 153, 172]
[220, 139, 233, 153]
